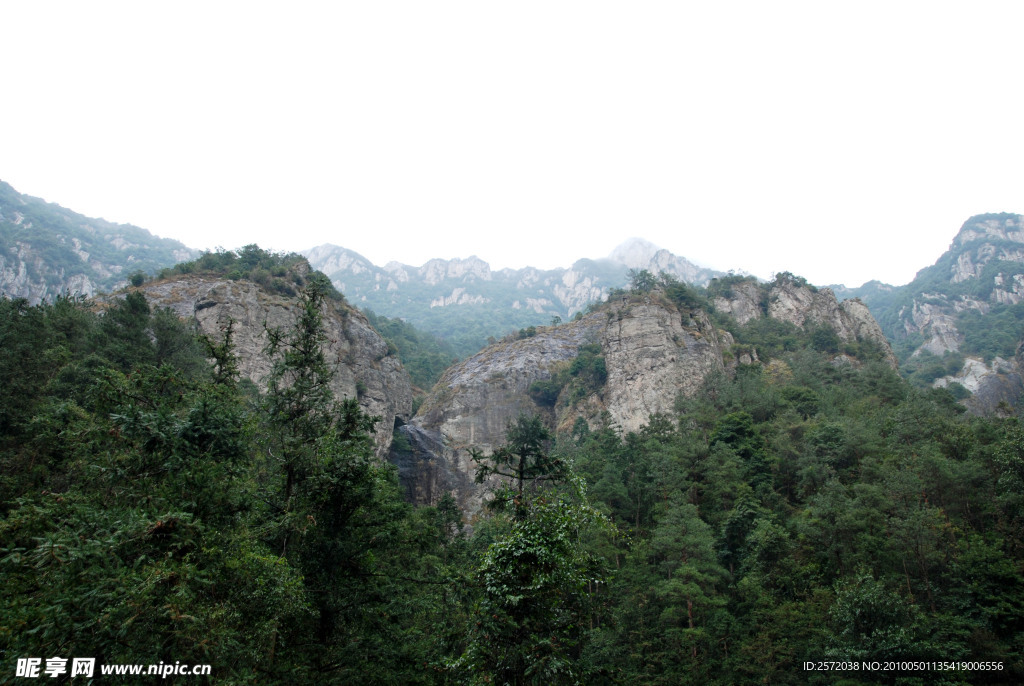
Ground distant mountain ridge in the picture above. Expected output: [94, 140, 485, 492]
[9, 176, 1024, 414]
[303, 238, 724, 356]
[0, 180, 197, 303]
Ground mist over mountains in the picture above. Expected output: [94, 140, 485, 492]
[6, 177, 1024, 414]
[302, 238, 725, 356]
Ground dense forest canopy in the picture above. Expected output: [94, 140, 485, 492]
[2, 265, 1023, 684]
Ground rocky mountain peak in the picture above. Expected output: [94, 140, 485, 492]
[136, 272, 413, 459]
[952, 213, 1024, 250]
[303, 244, 376, 276]
[607, 237, 664, 268]
[303, 240, 725, 357]
[607, 237, 721, 286]
[419, 255, 493, 285]
[947, 214, 1024, 284]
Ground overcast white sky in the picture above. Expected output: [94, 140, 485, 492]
[3, 1, 1023, 287]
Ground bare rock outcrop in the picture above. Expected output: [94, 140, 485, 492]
[711, 280, 763, 325]
[934, 356, 1024, 414]
[599, 301, 727, 433]
[886, 215, 1024, 412]
[396, 295, 728, 519]
[395, 278, 900, 520]
[907, 301, 962, 356]
[139, 274, 413, 459]
[0, 243, 104, 304]
[768, 280, 896, 367]
[715, 277, 897, 368]
[950, 214, 1024, 282]
[403, 313, 605, 516]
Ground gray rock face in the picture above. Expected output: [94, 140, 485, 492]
[768, 281, 897, 367]
[599, 301, 727, 433]
[407, 313, 605, 517]
[390, 424, 468, 506]
[838, 298, 896, 357]
[396, 284, 898, 520]
[886, 215, 1024, 413]
[396, 295, 732, 519]
[139, 274, 413, 459]
[608, 238, 719, 286]
[908, 301, 962, 356]
[712, 280, 763, 325]
[950, 214, 1024, 283]
[714, 278, 897, 368]
[0, 180, 197, 305]
[934, 356, 1024, 414]
[0, 244, 87, 304]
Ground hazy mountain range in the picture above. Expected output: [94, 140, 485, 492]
[302, 238, 725, 355]
[5, 177, 1024, 411]
[0, 181, 196, 303]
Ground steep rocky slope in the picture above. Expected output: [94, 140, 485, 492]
[392, 311, 606, 512]
[137, 266, 413, 458]
[304, 238, 724, 357]
[713, 275, 897, 368]
[393, 281, 894, 518]
[838, 214, 1024, 413]
[0, 180, 196, 303]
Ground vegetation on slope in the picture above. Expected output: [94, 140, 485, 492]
[836, 214, 1024, 371]
[2, 263, 1022, 684]
[155, 244, 343, 300]
[362, 309, 459, 391]
[0, 283, 467, 683]
[0, 180, 195, 293]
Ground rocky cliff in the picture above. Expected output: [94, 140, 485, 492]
[855, 214, 1024, 413]
[393, 311, 605, 514]
[713, 275, 897, 368]
[393, 283, 893, 519]
[138, 267, 413, 458]
[0, 180, 196, 304]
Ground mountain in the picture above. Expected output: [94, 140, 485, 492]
[0, 180, 197, 303]
[835, 213, 1024, 413]
[303, 238, 723, 357]
[7, 198, 1024, 680]
[392, 274, 895, 517]
[134, 250, 413, 458]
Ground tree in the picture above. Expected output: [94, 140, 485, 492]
[710, 411, 770, 487]
[98, 290, 154, 371]
[457, 414, 613, 685]
[472, 413, 569, 516]
[461, 490, 607, 685]
[628, 268, 657, 293]
[648, 496, 728, 665]
[257, 276, 457, 681]
[262, 274, 340, 550]
[825, 571, 927, 663]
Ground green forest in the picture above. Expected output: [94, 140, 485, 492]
[2, 270, 1023, 684]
